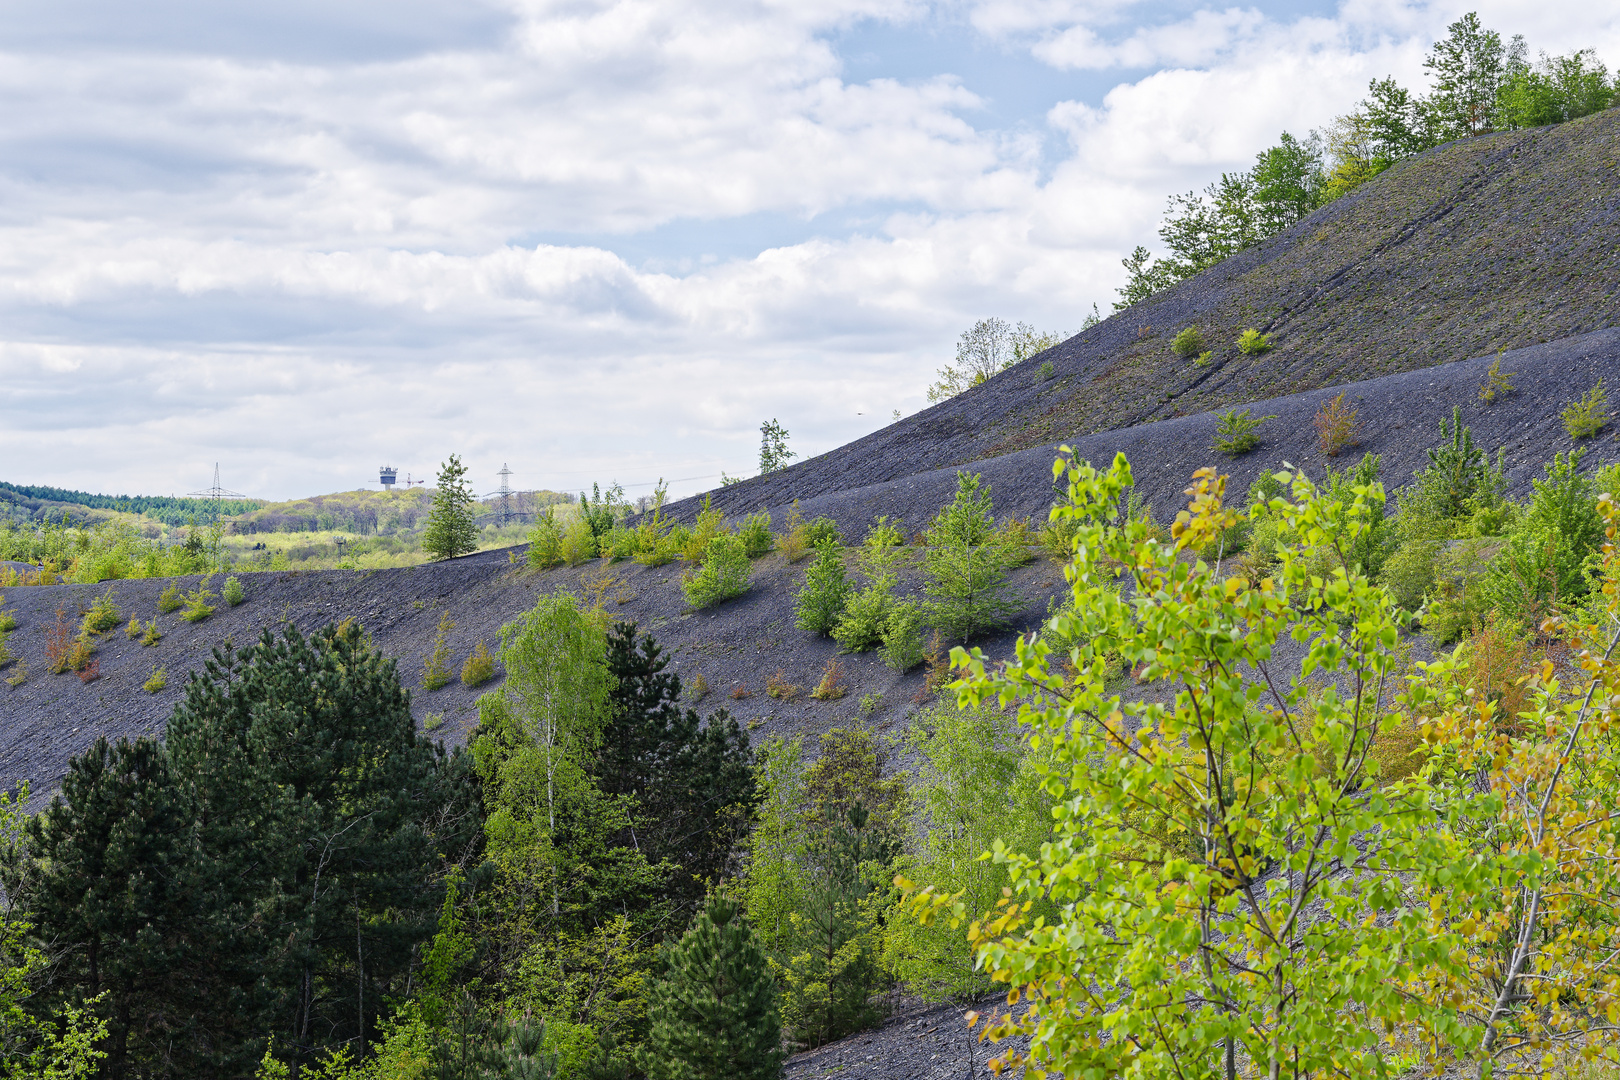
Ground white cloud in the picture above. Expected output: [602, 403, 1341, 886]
[0, 0, 1616, 499]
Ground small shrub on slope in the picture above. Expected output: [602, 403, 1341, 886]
[682, 535, 750, 609]
[157, 583, 182, 613]
[527, 508, 564, 569]
[1563, 379, 1609, 439]
[460, 640, 496, 687]
[1170, 326, 1204, 357]
[1236, 328, 1273, 355]
[80, 589, 120, 635]
[222, 576, 246, 607]
[737, 512, 774, 558]
[179, 582, 216, 623]
[1478, 355, 1514, 403]
[1213, 408, 1276, 456]
[810, 658, 847, 701]
[794, 539, 849, 635]
[422, 611, 455, 690]
[1313, 391, 1361, 456]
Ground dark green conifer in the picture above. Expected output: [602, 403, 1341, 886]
[640, 897, 783, 1080]
[598, 622, 758, 907]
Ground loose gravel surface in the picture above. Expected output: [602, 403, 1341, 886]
[786, 996, 1023, 1080]
[673, 329, 1620, 534]
[670, 108, 1620, 522]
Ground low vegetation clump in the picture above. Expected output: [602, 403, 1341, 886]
[1235, 327, 1273, 355]
[179, 582, 216, 623]
[1313, 390, 1362, 456]
[222, 576, 245, 606]
[794, 538, 849, 635]
[682, 535, 751, 609]
[80, 589, 121, 635]
[1562, 379, 1609, 438]
[809, 658, 847, 701]
[1170, 326, 1204, 357]
[1212, 407, 1275, 455]
[764, 670, 799, 701]
[421, 611, 455, 690]
[139, 620, 163, 647]
[737, 512, 774, 559]
[143, 666, 167, 693]
[156, 583, 182, 614]
[1479, 355, 1514, 403]
[5, 659, 26, 687]
[460, 640, 496, 687]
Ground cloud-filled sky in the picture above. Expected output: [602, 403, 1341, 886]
[2, 0, 1615, 502]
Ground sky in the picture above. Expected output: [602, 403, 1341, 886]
[2, 0, 1616, 503]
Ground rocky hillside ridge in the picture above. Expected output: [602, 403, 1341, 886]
[676, 108, 1620, 523]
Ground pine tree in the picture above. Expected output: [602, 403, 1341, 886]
[598, 622, 758, 908]
[423, 454, 478, 560]
[640, 897, 784, 1080]
[15, 736, 193, 1076]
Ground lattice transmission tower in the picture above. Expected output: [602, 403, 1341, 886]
[186, 463, 246, 526]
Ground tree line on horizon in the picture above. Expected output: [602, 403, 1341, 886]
[1116, 11, 1620, 309]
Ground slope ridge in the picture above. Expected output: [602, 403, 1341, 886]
[682, 109, 1620, 521]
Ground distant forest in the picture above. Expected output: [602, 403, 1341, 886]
[0, 481, 262, 528]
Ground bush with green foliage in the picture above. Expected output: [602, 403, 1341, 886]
[794, 539, 849, 635]
[222, 576, 245, 607]
[80, 589, 120, 635]
[1562, 379, 1609, 439]
[139, 620, 163, 646]
[526, 507, 564, 569]
[682, 496, 730, 563]
[1170, 326, 1204, 357]
[831, 521, 909, 653]
[639, 896, 784, 1080]
[180, 582, 216, 623]
[880, 601, 925, 673]
[682, 535, 750, 609]
[157, 583, 182, 613]
[737, 512, 774, 558]
[1236, 328, 1272, 354]
[1314, 390, 1361, 456]
[423, 611, 455, 690]
[1482, 450, 1603, 625]
[803, 516, 842, 548]
[143, 667, 167, 693]
[1213, 408, 1276, 455]
[422, 454, 479, 560]
[460, 640, 496, 687]
[560, 518, 598, 565]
